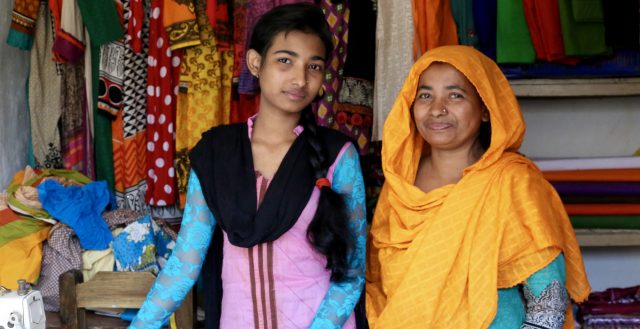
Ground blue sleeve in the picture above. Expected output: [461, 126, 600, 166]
[129, 170, 216, 329]
[309, 144, 367, 329]
[520, 253, 569, 329]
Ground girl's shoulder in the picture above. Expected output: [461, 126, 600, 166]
[200, 122, 248, 143]
[316, 126, 353, 159]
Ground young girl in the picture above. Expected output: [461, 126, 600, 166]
[129, 4, 366, 329]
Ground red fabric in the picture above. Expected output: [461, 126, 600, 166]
[145, 0, 182, 206]
[522, 0, 578, 64]
[207, 0, 231, 50]
[128, 0, 144, 53]
[230, 93, 259, 124]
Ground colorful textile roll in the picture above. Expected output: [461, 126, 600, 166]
[570, 215, 640, 229]
[564, 203, 640, 215]
[551, 182, 640, 195]
[543, 168, 640, 182]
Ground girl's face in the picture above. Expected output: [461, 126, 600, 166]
[412, 62, 489, 152]
[248, 31, 326, 116]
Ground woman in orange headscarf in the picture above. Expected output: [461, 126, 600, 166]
[366, 45, 590, 329]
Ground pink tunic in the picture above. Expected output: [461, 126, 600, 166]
[219, 121, 355, 328]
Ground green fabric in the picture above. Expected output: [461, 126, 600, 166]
[496, 0, 535, 63]
[451, 0, 479, 46]
[570, 215, 640, 229]
[6, 29, 33, 50]
[76, 0, 123, 46]
[572, 0, 603, 22]
[0, 218, 48, 248]
[558, 0, 608, 56]
[91, 44, 115, 191]
[5, 169, 93, 222]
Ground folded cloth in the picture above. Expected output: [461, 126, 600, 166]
[565, 204, 640, 215]
[570, 215, 640, 229]
[562, 195, 640, 204]
[37, 180, 114, 250]
[544, 169, 640, 182]
[552, 182, 640, 195]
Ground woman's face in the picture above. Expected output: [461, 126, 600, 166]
[412, 62, 489, 152]
[248, 31, 326, 116]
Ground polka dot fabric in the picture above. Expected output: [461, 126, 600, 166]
[145, 0, 181, 206]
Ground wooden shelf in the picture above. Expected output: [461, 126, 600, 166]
[575, 229, 640, 247]
[509, 77, 640, 97]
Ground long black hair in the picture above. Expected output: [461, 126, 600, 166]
[249, 3, 352, 282]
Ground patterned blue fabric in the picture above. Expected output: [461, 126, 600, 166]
[489, 254, 568, 329]
[113, 214, 176, 274]
[130, 143, 366, 328]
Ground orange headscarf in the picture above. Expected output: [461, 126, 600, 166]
[366, 45, 590, 329]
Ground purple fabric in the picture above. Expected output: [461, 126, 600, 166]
[551, 182, 640, 196]
[237, 0, 274, 95]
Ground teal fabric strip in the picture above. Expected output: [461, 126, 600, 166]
[6, 28, 33, 50]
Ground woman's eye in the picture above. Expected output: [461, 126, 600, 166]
[450, 93, 463, 99]
[309, 64, 323, 71]
[277, 58, 292, 64]
[417, 93, 431, 100]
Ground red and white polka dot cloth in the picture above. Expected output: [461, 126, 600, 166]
[145, 0, 182, 206]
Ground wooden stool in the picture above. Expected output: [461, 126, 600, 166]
[58, 270, 194, 329]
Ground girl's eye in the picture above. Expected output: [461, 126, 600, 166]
[277, 58, 292, 64]
[450, 93, 463, 99]
[309, 64, 323, 71]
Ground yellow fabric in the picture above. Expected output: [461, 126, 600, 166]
[366, 45, 590, 329]
[0, 225, 50, 289]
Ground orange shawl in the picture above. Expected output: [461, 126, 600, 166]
[366, 46, 590, 329]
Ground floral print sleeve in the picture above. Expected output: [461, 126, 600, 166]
[129, 170, 215, 329]
[309, 144, 367, 329]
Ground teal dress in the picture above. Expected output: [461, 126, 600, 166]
[490, 254, 569, 329]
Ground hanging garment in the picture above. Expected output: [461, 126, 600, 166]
[372, 0, 413, 141]
[163, 0, 200, 50]
[7, 0, 41, 49]
[174, 0, 233, 207]
[145, 0, 182, 207]
[50, 0, 86, 64]
[111, 0, 150, 212]
[59, 60, 94, 178]
[331, 0, 375, 154]
[411, 0, 458, 58]
[313, 0, 350, 128]
[77, 0, 124, 191]
[29, 6, 63, 169]
[522, 0, 578, 64]
[473, 0, 497, 59]
[496, 0, 536, 63]
[450, 0, 479, 46]
[557, 0, 608, 56]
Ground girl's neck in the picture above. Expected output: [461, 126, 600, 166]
[252, 108, 301, 142]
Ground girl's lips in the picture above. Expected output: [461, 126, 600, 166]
[284, 90, 306, 101]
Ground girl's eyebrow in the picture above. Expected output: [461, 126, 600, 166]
[272, 49, 325, 62]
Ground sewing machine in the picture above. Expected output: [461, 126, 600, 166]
[0, 280, 46, 329]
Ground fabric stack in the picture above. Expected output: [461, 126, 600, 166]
[534, 156, 640, 231]
[0, 166, 177, 312]
[578, 285, 640, 329]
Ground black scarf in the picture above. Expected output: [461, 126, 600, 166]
[189, 122, 349, 328]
